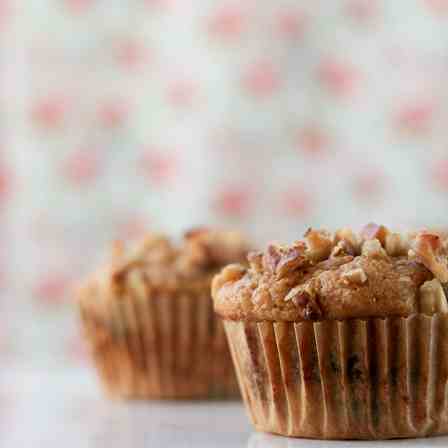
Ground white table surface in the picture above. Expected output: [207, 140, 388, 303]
[1, 368, 448, 447]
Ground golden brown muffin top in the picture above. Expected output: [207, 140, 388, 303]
[212, 224, 448, 322]
[78, 228, 249, 308]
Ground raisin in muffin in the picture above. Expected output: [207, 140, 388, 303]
[212, 224, 448, 439]
[78, 228, 249, 399]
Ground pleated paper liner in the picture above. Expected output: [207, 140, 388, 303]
[224, 315, 448, 440]
[79, 292, 239, 400]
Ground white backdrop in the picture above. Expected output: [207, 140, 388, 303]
[1, 0, 448, 368]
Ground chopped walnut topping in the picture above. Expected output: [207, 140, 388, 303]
[361, 239, 387, 258]
[318, 255, 355, 270]
[212, 224, 439, 322]
[385, 232, 410, 256]
[331, 239, 356, 257]
[183, 240, 209, 268]
[410, 232, 448, 282]
[335, 228, 361, 254]
[276, 245, 307, 278]
[263, 244, 281, 273]
[262, 243, 307, 278]
[303, 301, 322, 320]
[216, 263, 246, 283]
[210, 262, 248, 299]
[179, 229, 247, 276]
[111, 234, 172, 280]
[284, 286, 322, 320]
[304, 229, 333, 262]
[248, 251, 263, 272]
[183, 228, 248, 269]
[284, 285, 303, 302]
[361, 223, 389, 246]
[341, 268, 367, 285]
[419, 279, 448, 314]
[81, 229, 249, 311]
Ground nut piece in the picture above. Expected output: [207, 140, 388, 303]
[361, 223, 389, 246]
[335, 227, 361, 254]
[184, 229, 248, 268]
[284, 287, 322, 320]
[284, 285, 303, 302]
[419, 279, 448, 314]
[219, 263, 246, 282]
[304, 229, 333, 262]
[185, 240, 210, 267]
[247, 251, 263, 272]
[385, 232, 410, 256]
[111, 234, 172, 280]
[284, 287, 309, 304]
[211, 263, 246, 296]
[263, 244, 281, 273]
[262, 243, 307, 278]
[410, 232, 448, 283]
[341, 268, 367, 285]
[303, 301, 322, 320]
[331, 239, 356, 257]
[361, 239, 387, 258]
[276, 244, 307, 278]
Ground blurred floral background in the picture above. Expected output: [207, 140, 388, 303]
[2, 0, 448, 368]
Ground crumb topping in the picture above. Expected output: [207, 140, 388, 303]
[409, 232, 448, 283]
[78, 228, 249, 309]
[212, 224, 445, 321]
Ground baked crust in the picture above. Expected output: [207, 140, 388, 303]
[212, 224, 447, 321]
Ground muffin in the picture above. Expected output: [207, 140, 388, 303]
[78, 228, 249, 399]
[212, 224, 448, 439]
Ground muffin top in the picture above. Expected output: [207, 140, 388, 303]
[212, 224, 448, 321]
[78, 228, 249, 308]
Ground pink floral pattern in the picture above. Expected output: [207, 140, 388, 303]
[1, 0, 448, 366]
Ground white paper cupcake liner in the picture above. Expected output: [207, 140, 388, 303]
[224, 314, 448, 439]
[80, 292, 239, 399]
